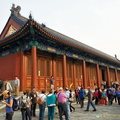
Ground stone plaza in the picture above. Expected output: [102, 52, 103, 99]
[0, 101, 120, 120]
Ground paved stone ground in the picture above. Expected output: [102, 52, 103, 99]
[0, 102, 120, 120]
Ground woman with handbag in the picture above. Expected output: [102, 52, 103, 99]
[38, 90, 46, 120]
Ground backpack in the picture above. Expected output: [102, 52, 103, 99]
[21, 101, 28, 109]
[9, 97, 20, 111]
[37, 95, 44, 105]
[37, 98, 43, 105]
[75, 90, 79, 96]
[20, 96, 30, 109]
[107, 89, 113, 96]
[12, 98, 20, 111]
[102, 92, 106, 97]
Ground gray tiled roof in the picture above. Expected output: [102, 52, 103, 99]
[11, 14, 27, 26]
[42, 25, 119, 62]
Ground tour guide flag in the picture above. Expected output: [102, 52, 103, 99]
[70, 83, 73, 88]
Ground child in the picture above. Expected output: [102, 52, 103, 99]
[101, 89, 107, 105]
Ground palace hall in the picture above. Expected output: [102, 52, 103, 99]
[0, 5, 120, 91]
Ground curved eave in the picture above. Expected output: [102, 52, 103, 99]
[31, 20, 120, 65]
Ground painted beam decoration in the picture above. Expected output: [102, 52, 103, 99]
[37, 43, 65, 55]
[0, 42, 30, 57]
[1, 50, 10, 57]
[47, 47, 56, 52]
[0, 18, 120, 70]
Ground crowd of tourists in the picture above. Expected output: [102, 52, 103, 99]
[92, 86, 120, 106]
[0, 79, 120, 120]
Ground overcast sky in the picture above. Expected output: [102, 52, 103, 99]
[0, 0, 120, 59]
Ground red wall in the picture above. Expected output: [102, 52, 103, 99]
[0, 52, 21, 81]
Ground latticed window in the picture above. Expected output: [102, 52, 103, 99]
[46, 59, 51, 76]
[59, 62, 63, 77]
[37, 57, 52, 76]
[76, 62, 83, 79]
[76, 65, 80, 78]
[69, 64, 72, 78]
[56, 61, 62, 77]
[117, 71, 120, 81]
[27, 55, 32, 75]
[40, 59, 45, 76]
[67, 63, 69, 78]
[67, 63, 73, 78]
[110, 69, 115, 82]
[89, 64, 96, 80]
[56, 61, 59, 77]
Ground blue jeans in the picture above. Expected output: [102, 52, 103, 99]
[86, 100, 97, 110]
[6, 112, 14, 120]
[58, 102, 69, 120]
[39, 102, 46, 120]
[21, 108, 31, 120]
[30, 103, 36, 116]
[108, 95, 113, 105]
[48, 106, 55, 120]
[66, 101, 70, 120]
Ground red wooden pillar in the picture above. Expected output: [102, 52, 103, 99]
[96, 64, 101, 88]
[63, 55, 68, 88]
[73, 62, 76, 89]
[115, 69, 118, 81]
[82, 60, 87, 89]
[31, 47, 37, 89]
[20, 51, 25, 91]
[87, 67, 90, 87]
[52, 56, 56, 88]
[106, 67, 110, 86]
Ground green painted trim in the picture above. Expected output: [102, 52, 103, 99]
[0, 43, 30, 57]
[29, 41, 38, 47]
